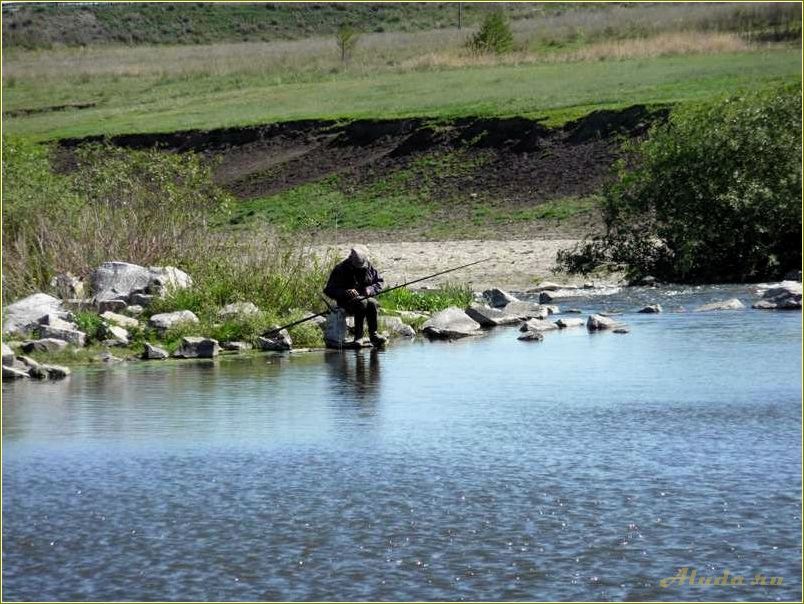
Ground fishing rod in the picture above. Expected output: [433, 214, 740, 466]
[262, 257, 491, 337]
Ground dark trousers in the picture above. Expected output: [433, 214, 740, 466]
[340, 298, 379, 338]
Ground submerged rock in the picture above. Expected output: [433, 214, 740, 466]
[753, 282, 802, 310]
[2, 365, 29, 380]
[517, 330, 544, 342]
[422, 307, 482, 339]
[696, 298, 745, 312]
[142, 342, 169, 360]
[258, 329, 292, 351]
[638, 304, 663, 314]
[221, 341, 253, 352]
[555, 317, 585, 329]
[173, 336, 220, 359]
[42, 364, 71, 379]
[587, 314, 617, 331]
[519, 318, 559, 332]
[482, 288, 518, 308]
[501, 300, 550, 320]
[613, 327, 631, 334]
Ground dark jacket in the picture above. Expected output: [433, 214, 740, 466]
[324, 260, 384, 302]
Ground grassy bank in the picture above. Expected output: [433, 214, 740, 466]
[5, 49, 800, 140]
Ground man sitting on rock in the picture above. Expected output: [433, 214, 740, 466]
[324, 245, 387, 347]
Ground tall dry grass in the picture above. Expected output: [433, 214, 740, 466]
[2, 2, 798, 85]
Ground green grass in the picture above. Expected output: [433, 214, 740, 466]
[472, 196, 601, 224]
[380, 283, 473, 313]
[5, 50, 800, 141]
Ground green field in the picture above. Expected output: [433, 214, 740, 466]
[5, 49, 801, 140]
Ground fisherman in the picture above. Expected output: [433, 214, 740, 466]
[324, 245, 388, 347]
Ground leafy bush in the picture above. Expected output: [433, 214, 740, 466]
[466, 10, 513, 54]
[73, 311, 104, 343]
[557, 84, 802, 283]
[1, 139, 232, 302]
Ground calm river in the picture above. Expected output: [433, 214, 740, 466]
[3, 284, 801, 601]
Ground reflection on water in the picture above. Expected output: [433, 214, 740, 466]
[2, 284, 801, 601]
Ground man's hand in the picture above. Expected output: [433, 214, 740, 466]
[362, 286, 373, 297]
[345, 289, 360, 300]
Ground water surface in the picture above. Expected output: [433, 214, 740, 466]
[3, 284, 801, 601]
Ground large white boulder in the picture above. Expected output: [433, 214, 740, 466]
[90, 261, 192, 302]
[422, 307, 482, 339]
[3, 293, 65, 335]
[148, 310, 199, 332]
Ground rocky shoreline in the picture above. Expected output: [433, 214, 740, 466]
[2, 261, 801, 383]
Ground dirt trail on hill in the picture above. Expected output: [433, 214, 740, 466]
[315, 238, 607, 291]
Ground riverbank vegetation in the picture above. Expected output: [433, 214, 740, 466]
[557, 84, 802, 283]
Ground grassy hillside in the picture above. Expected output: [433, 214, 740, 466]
[5, 49, 801, 140]
[0, 2, 589, 48]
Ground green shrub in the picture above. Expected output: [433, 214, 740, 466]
[73, 311, 104, 343]
[466, 10, 514, 54]
[381, 283, 473, 312]
[557, 84, 802, 283]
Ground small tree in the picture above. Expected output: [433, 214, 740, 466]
[466, 10, 513, 54]
[336, 24, 359, 63]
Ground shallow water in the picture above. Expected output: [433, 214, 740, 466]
[3, 284, 801, 601]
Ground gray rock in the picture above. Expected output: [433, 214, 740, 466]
[482, 288, 518, 308]
[517, 330, 544, 342]
[638, 304, 663, 314]
[753, 281, 802, 310]
[2, 342, 14, 366]
[501, 300, 550, 320]
[696, 298, 745, 312]
[21, 338, 69, 354]
[100, 311, 140, 329]
[37, 325, 86, 347]
[555, 318, 585, 329]
[50, 272, 84, 299]
[142, 342, 169, 360]
[42, 364, 71, 379]
[97, 299, 128, 313]
[173, 336, 220, 359]
[587, 314, 617, 331]
[538, 291, 555, 304]
[221, 341, 253, 351]
[379, 316, 416, 338]
[3, 293, 65, 335]
[422, 307, 482, 339]
[98, 352, 124, 363]
[464, 303, 521, 327]
[258, 330, 292, 351]
[63, 298, 95, 312]
[3, 365, 29, 380]
[90, 261, 192, 302]
[125, 305, 144, 316]
[99, 323, 129, 346]
[530, 281, 564, 292]
[38, 313, 77, 331]
[630, 275, 657, 287]
[613, 327, 631, 334]
[519, 318, 559, 332]
[129, 293, 155, 307]
[218, 302, 261, 319]
[565, 308, 582, 314]
[148, 310, 199, 332]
